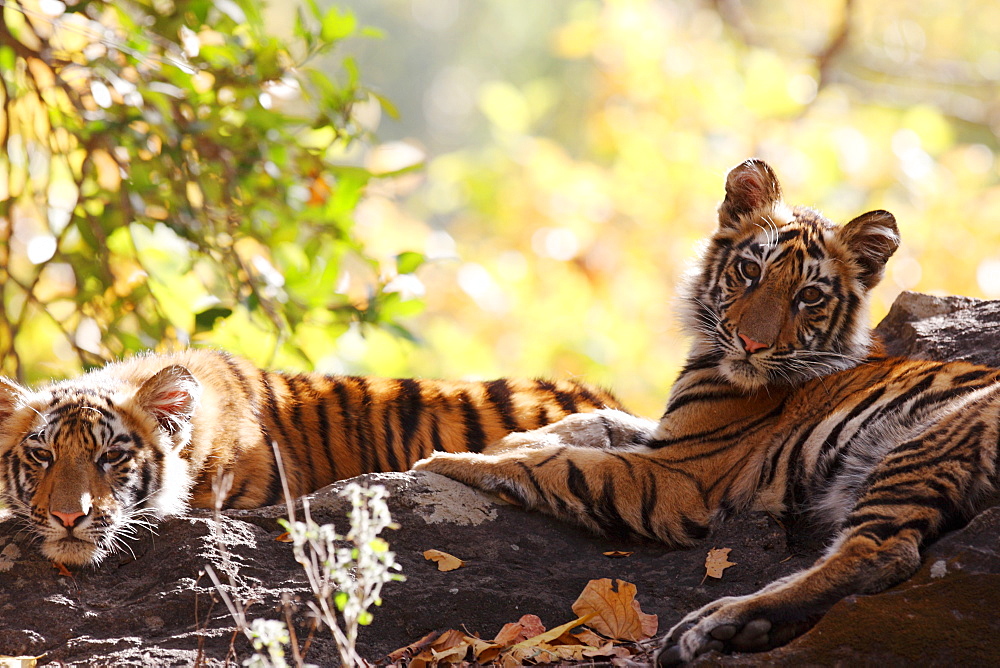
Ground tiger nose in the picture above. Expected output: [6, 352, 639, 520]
[738, 332, 770, 354]
[51, 510, 87, 528]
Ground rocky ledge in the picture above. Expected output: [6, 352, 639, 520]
[1, 291, 998, 666]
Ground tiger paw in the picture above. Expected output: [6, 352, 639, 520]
[656, 601, 809, 664]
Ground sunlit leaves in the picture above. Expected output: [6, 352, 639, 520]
[0, 0, 414, 381]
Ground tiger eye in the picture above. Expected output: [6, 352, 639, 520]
[799, 286, 823, 304]
[26, 448, 53, 465]
[740, 259, 762, 279]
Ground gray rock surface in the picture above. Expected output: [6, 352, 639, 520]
[874, 290, 1000, 365]
[0, 291, 998, 666]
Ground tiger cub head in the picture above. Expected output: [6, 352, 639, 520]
[681, 159, 899, 390]
[0, 365, 201, 566]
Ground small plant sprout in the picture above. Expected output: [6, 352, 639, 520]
[244, 618, 292, 668]
[279, 483, 405, 667]
[206, 445, 404, 667]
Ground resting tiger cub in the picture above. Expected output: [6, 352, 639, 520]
[415, 159, 1000, 662]
[0, 349, 623, 566]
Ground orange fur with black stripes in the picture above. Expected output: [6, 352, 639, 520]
[0, 349, 622, 566]
[416, 159, 1000, 661]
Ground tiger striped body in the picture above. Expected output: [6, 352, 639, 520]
[0, 348, 622, 566]
[415, 159, 1000, 661]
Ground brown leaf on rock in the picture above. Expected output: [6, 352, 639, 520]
[422, 548, 465, 572]
[470, 637, 502, 663]
[274, 531, 293, 543]
[583, 641, 633, 659]
[571, 578, 658, 642]
[408, 629, 473, 667]
[494, 613, 546, 646]
[501, 644, 585, 666]
[571, 627, 608, 648]
[602, 550, 634, 558]
[704, 547, 736, 580]
[384, 629, 442, 664]
[430, 642, 470, 663]
[53, 562, 73, 577]
[510, 614, 593, 650]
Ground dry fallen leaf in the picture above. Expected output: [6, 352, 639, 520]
[408, 629, 473, 668]
[52, 562, 73, 578]
[422, 549, 465, 572]
[505, 643, 589, 665]
[583, 641, 632, 659]
[274, 532, 293, 543]
[469, 637, 502, 663]
[428, 629, 471, 664]
[510, 614, 594, 650]
[384, 629, 442, 664]
[494, 613, 546, 646]
[571, 627, 607, 648]
[704, 547, 737, 580]
[602, 550, 634, 558]
[571, 578, 658, 642]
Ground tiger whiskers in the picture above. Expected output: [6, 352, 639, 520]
[796, 349, 868, 364]
[99, 505, 162, 562]
[2, 498, 43, 545]
[785, 350, 866, 375]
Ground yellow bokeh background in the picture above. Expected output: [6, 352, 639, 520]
[313, 0, 1000, 415]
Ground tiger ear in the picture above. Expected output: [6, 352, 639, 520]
[0, 377, 28, 426]
[135, 365, 201, 435]
[838, 210, 900, 289]
[719, 159, 783, 229]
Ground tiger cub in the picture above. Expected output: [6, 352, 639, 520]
[415, 159, 1000, 662]
[0, 349, 623, 566]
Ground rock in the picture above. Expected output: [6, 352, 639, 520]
[874, 290, 1000, 365]
[1, 291, 998, 666]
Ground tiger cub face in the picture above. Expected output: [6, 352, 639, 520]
[0, 366, 201, 566]
[682, 159, 900, 390]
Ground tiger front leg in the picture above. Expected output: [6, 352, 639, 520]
[484, 408, 658, 453]
[658, 405, 995, 663]
[656, 527, 924, 664]
[414, 443, 712, 545]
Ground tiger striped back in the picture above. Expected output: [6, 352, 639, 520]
[415, 159, 1000, 662]
[0, 349, 623, 565]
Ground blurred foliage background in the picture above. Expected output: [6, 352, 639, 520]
[3, 0, 1000, 416]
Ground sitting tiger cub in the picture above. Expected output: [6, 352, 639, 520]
[416, 159, 1000, 662]
[0, 349, 622, 566]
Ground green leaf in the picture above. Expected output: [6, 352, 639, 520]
[321, 8, 357, 42]
[395, 251, 425, 275]
[334, 591, 348, 612]
[360, 26, 386, 40]
[371, 91, 401, 120]
[303, 0, 322, 21]
[358, 610, 374, 626]
[0, 46, 15, 76]
[383, 322, 421, 344]
[195, 307, 234, 334]
[293, 7, 315, 50]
